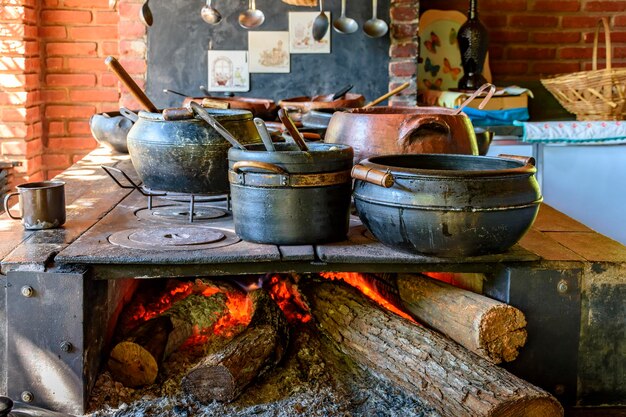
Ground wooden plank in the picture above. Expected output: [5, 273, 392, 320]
[546, 232, 626, 263]
[533, 204, 592, 233]
[518, 229, 585, 261]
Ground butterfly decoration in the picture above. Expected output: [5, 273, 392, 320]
[423, 78, 443, 90]
[443, 58, 461, 80]
[449, 28, 457, 45]
[424, 57, 441, 77]
[424, 31, 441, 54]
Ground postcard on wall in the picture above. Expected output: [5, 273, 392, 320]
[248, 31, 290, 73]
[289, 12, 331, 54]
[207, 50, 250, 92]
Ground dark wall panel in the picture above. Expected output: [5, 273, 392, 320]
[146, 0, 391, 108]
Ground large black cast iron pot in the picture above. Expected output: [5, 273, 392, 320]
[352, 154, 543, 257]
[228, 143, 353, 245]
[127, 108, 260, 195]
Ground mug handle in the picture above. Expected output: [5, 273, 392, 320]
[3, 192, 21, 220]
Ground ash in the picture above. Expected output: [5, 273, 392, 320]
[86, 324, 436, 417]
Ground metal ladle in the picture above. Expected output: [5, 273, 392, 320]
[312, 0, 329, 41]
[201, 0, 222, 25]
[333, 0, 358, 34]
[140, 0, 153, 27]
[189, 102, 246, 150]
[239, 0, 265, 30]
[363, 0, 388, 38]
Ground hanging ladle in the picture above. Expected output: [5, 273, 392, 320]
[190, 101, 246, 150]
[363, 0, 388, 38]
[140, 0, 153, 27]
[333, 0, 358, 34]
[312, 0, 329, 41]
[239, 0, 265, 30]
[201, 0, 222, 25]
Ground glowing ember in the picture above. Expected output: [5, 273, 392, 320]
[266, 274, 312, 324]
[124, 280, 194, 331]
[213, 292, 252, 337]
[320, 272, 416, 322]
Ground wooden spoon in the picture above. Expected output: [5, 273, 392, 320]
[105, 56, 157, 112]
[278, 108, 309, 151]
[363, 81, 411, 108]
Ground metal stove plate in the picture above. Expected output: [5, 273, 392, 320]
[108, 226, 240, 251]
[135, 204, 227, 222]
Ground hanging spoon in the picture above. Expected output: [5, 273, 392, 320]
[363, 0, 388, 38]
[140, 0, 153, 27]
[333, 0, 358, 34]
[190, 102, 246, 150]
[201, 0, 222, 25]
[239, 0, 265, 30]
[312, 0, 329, 41]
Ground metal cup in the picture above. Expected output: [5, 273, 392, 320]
[3, 181, 66, 230]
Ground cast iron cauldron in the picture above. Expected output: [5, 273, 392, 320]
[127, 108, 260, 195]
[351, 154, 543, 257]
[228, 143, 353, 245]
[325, 106, 480, 165]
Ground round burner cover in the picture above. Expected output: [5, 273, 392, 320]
[128, 227, 225, 246]
[151, 206, 226, 220]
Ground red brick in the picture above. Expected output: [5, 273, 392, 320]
[489, 30, 528, 44]
[100, 72, 117, 87]
[509, 15, 558, 28]
[118, 21, 145, 39]
[0, 122, 27, 138]
[390, 42, 418, 58]
[489, 61, 529, 76]
[68, 120, 91, 134]
[559, 47, 595, 60]
[613, 47, 626, 59]
[508, 47, 556, 60]
[389, 60, 416, 77]
[481, 15, 508, 28]
[46, 42, 97, 56]
[532, 62, 582, 75]
[0, 141, 26, 156]
[482, 0, 527, 11]
[532, 31, 581, 44]
[26, 138, 43, 155]
[390, 6, 418, 22]
[117, 58, 146, 74]
[48, 121, 65, 135]
[102, 41, 119, 55]
[391, 23, 417, 40]
[532, 1, 580, 12]
[41, 10, 92, 24]
[41, 89, 68, 102]
[42, 153, 70, 167]
[68, 26, 118, 40]
[615, 15, 626, 27]
[562, 16, 601, 29]
[118, 2, 142, 19]
[63, 0, 109, 8]
[46, 74, 96, 87]
[120, 93, 140, 109]
[67, 57, 106, 71]
[46, 169, 64, 179]
[69, 88, 119, 102]
[38, 25, 67, 39]
[45, 57, 64, 70]
[583, 31, 626, 44]
[119, 39, 146, 56]
[47, 136, 97, 150]
[487, 45, 504, 60]
[94, 10, 118, 24]
[45, 105, 96, 118]
[585, 1, 626, 12]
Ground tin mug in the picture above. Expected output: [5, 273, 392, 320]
[3, 181, 66, 230]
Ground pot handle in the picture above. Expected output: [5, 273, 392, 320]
[351, 165, 394, 188]
[163, 107, 193, 121]
[201, 98, 230, 109]
[233, 161, 288, 175]
[397, 115, 451, 149]
[3, 192, 21, 220]
[498, 154, 536, 166]
[119, 107, 138, 122]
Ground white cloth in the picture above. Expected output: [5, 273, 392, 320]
[515, 120, 626, 144]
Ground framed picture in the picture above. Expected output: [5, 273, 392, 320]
[207, 50, 250, 92]
[289, 12, 331, 54]
[248, 31, 290, 73]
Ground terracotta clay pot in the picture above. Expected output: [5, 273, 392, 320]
[325, 106, 479, 164]
[278, 93, 365, 121]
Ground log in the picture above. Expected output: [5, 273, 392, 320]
[182, 289, 289, 403]
[396, 273, 527, 363]
[108, 291, 230, 387]
[308, 281, 563, 417]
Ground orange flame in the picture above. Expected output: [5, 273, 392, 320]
[266, 274, 312, 324]
[213, 291, 252, 337]
[319, 272, 416, 322]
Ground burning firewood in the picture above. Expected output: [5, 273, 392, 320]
[396, 273, 527, 363]
[107, 280, 247, 388]
[308, 281, 563, 417]
[182, 288, 289, 403]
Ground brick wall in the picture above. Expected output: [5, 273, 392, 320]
[420, 0, 626, 83]
[389, 0, 419, 106]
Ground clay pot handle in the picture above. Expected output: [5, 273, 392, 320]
[351, 165, 394, 188]
[397, 115, 451, 149]
[498, 154, 536, 166]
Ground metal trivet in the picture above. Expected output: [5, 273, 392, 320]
[108, 226, 240, 251]
[101, 166, 231, 222]
[135, 204, 227, 223]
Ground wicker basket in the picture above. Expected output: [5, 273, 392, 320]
[541, 18, 626, 121]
